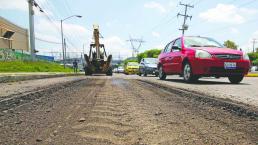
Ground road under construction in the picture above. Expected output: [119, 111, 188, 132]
[0, 74, 257, 145]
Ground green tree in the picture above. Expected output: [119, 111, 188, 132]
[248, 52, 258, 66]
[123, 57, 138, 66]
[248, 52, 258, 62]
[137, 49, 162, 62]
[224, 40, 238, 49]
[253, 59, 258, 66]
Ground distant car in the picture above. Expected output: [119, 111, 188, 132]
[158, 36, 251, 84]
[251, 66, 258, 72]
[139, 58, 158, 76]
[124, 62, 139, 75]
[117, 66, 124, 73]
[113, 68, 118, 73]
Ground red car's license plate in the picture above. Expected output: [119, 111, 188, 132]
[224, 62, 236, 69]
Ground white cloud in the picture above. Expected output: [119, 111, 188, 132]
[36, 18, 89, 39]
[0, 0, 51, 16]
[230, 28, 239, 34]
[0, 0, 27, 11]
[152, 31, 160, 38]
[144, 1, 167, 13]
[154, 44, 164, 49]
[102, 36, 132, 59]
[240, 30, 258, 53]
[106, 20, 119, 28]
[34, 18, 90, 53]
[168, 1, 176, 8]
[199, 4, 257, 24]
[0, 0, 47, 11]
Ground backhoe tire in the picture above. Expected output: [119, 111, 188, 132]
[84, 67, 92, 76]
[106, 68, 113, 76]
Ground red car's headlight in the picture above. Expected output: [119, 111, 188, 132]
[195, 50, 212, 59]
[243, 53, 250, 60]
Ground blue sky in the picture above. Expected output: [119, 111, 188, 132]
[1, 0, 258, 59]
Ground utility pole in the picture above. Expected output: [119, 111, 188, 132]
[28, 0, 36, 60]
[64, 38, 67, 66]
[60, 15, 82, 68]
[61, 20, 65, 68]
[127, 36, 145, 57]
[177, 2, 194, 35]
[252, 38, 257, 53]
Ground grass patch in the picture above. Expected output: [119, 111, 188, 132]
[0, 61, 73, 72]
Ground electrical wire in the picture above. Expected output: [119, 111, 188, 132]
[35, 0, 82, 51]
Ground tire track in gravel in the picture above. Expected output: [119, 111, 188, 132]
[72, 79, 139, 145]
[71, 78, 257, 145]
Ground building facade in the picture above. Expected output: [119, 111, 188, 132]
[0, 16, 29, 51]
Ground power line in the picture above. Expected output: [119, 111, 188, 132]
[177, 2, 194, 35]
[35, 37, 61, 44]
[127, 36, 145, 57]
[36, 0, 82, 51]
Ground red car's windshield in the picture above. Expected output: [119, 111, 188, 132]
[184, 37, 224, 48]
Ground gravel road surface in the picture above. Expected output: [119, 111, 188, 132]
[0, 76, 257, 145]
[117, 74, 258, 107]
[0, 76, 86, 98]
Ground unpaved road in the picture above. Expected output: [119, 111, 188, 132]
[0, 77, 257, 145]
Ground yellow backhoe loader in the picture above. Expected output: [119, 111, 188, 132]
[84, 25, 112, 76]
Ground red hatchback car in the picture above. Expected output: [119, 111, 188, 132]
[158, 36, 250, 84]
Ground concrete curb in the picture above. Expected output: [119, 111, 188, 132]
[246, 73, 258, 77]
[0, 73, 84, 83]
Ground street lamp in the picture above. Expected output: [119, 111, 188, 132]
[61, 15, 82, 68]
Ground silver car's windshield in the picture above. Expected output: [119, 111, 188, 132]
[145, 58, 158, 64]
[184, 37, 223, 48]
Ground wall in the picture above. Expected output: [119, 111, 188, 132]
[0, 16, 29, 51]
[0, 48, 54, 62]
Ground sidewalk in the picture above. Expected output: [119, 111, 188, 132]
[0, 72, 83, 83]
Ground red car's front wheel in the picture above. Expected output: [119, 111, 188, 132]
[158, 66, 166, 80]
[228, 75, 244, 84]
[183, 62, 199, 83]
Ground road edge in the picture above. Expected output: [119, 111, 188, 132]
[0, 73, 83, 83]
[0, 78, 87, 112]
